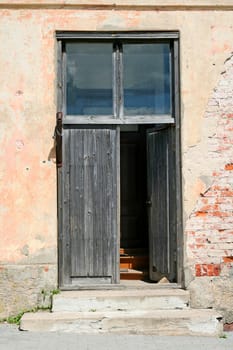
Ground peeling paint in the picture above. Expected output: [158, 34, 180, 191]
[21, 244, 29, 257]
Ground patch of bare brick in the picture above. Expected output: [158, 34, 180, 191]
[224, 323, 233, 332]
[225, 163, 233, 171]
[195, 263, 221, 277]
[186, 54, 233, 285]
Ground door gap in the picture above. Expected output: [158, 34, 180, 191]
[120, 125, 149, 281]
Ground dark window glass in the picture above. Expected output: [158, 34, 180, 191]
[66, 43, 113, 115]
[123, 44, 171, 115]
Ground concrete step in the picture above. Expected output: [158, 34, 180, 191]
[20, 309, 223, 336]
[52, 289, 190, 312]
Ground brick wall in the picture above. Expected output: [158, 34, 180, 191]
[186, 54, 233, 322]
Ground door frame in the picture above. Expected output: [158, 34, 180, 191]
[56, 32, 183, 288]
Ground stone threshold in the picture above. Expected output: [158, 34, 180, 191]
[60, 281, 182, 290]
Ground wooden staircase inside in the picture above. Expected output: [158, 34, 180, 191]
[120, 248, 149, 280]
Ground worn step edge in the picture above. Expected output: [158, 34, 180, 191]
[54, 288, 190, 297]
[60, 282, 182, 290]
[53, 289, 190, 312]
[20, 309, 223, 336]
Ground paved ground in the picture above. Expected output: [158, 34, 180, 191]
[0, 323, 232, 350]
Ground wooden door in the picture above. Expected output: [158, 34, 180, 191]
[147, 126, 177, 282]
[59, 125, 120, 288]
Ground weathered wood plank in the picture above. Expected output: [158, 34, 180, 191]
[173, 38, 183, 285]
[61, 127, 71, 286]
[56, 32, 180, 40]
[63, 115, 175, 125]
[147, 127, 177, 282]
[63, 126, 119, 284]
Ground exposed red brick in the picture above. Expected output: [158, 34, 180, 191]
[212, 185, 230, 191]
[200, 198, 209, 204]
[196, 238, 207, 244]
[210, 211, 230, 217]
[223, 256, 233, 263]
[195, 264, 221, 277]
[195, 264, 201, 277]
[200, 204, 219, 211]
[217, 146, 230, 152]
[196, 244, 205, 248]
[213, 264, 220, 276]
[195, 211, 207, 217]
[218, 189, 233, 197]
[224, 323, 233, 332]
[216, 198, 233, 204]
[225, 163, 233, 170]
[186, 55, 233, 287]
[186, 231, 196, 236]
[44, 266, 49, 272]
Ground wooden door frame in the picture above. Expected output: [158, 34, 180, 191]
[56, 33, 183, 288]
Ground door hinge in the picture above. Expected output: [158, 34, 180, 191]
[54, 112, 63, 168]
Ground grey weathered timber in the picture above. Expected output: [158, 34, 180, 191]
[147, 127, 176, 282]
[56, 32, 180, 40]
[63, 115, 175, 125]
[60, 126, 119, 287]
[173, 38, 183, 285]
[61, 128, 72, 286]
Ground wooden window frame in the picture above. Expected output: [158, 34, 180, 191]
[56, 31, 180, 126]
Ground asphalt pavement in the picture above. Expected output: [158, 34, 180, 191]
[0, 323, 232, 350]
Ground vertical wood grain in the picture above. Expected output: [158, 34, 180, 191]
[63, 126, 119, 284]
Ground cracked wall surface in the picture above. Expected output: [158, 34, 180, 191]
[185, 54, 233, 322]
[0, 4, 233, 318]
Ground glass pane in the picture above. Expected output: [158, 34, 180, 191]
[123, 44, 171, 115]
[66, 43, 113, 115]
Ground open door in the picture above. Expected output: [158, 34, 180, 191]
[59, 125, 120, 288]
[147, 126, 177, 282]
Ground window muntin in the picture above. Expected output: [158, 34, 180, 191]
[66, 43, 113, 115]
[64, 39, 174, 123]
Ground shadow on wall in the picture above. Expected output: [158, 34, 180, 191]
[48, 139, 56, 163]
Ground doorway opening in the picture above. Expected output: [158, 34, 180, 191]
[57, 32, 182, 289]
[120, 125, 149, 281]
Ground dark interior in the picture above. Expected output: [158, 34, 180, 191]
[120, 126, 149, 279]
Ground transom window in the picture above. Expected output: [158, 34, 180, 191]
[58, 32, 179, 124]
